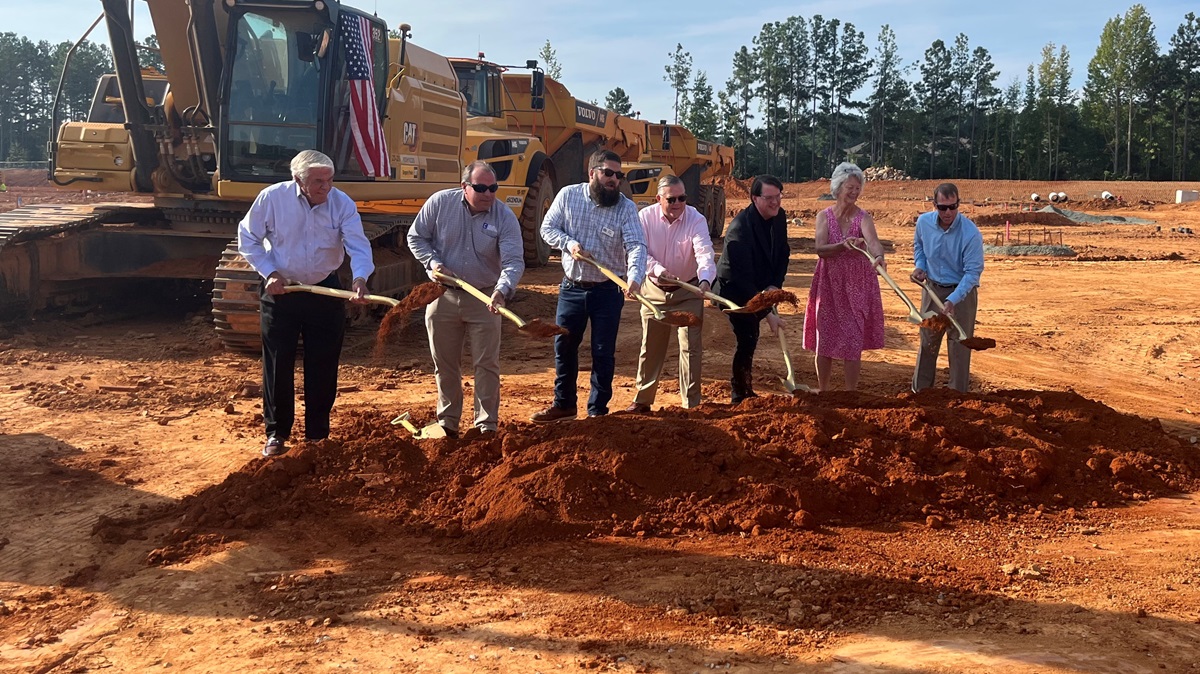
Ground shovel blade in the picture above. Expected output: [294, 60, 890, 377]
[416, 422, 448, 439]
[779, 377, 814, 394]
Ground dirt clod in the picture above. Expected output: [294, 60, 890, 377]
[740, 290, 799, 314]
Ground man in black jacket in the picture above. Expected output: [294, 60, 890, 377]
[713, 175, 790, 403]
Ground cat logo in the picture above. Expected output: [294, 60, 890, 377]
[402, 122, 418, 148]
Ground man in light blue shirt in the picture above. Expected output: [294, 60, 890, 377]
[238, 150, 374, 456]
[533, 149, 647, 422]
[910, 182, 984, 392]
[407, 160, 525, 437]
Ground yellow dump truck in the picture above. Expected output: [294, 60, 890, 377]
[645, 123, 734, 238]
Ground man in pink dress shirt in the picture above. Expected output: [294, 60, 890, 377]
[626, 175, 717, 412]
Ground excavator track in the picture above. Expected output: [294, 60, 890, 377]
[209, 214, 416, 353]
[0, 204, 163, 315]
[0, 203, 160, 252]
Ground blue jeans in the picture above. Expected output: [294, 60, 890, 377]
[553, 279, 625, 415]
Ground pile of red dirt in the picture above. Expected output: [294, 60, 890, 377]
[139, 388, 1200, 559]
[711, 175, 751, 201]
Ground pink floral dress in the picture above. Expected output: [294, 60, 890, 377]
[802, 206, 885, 359]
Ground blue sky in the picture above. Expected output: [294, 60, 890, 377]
[8, 0, 1197, 123]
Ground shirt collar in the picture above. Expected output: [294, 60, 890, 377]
[934, 212, 960, 231]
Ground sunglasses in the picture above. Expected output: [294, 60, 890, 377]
[467, 183, 499, 193]
[935, 202, 959, 212]
[662, 194, 687, 204]
[594, 167, 626, 180]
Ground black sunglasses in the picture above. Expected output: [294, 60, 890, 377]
[594, 167, 626, 180]
[935, 202, 959, 211]
[467, 183, 499, 193]
[663, 195, 688, 204]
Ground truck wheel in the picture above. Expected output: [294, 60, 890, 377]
[520, 170, 553, 266]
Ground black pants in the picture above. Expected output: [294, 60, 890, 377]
[260, 274, 346, 441]
[727, 308, 773, 403]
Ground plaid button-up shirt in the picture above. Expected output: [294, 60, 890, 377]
[540, 184, 646, 285]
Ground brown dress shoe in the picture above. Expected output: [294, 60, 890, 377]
[530, 406, 577, 423]
[624, 402, 651, 414]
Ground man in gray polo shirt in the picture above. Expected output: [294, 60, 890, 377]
[407, 160, 525, 436]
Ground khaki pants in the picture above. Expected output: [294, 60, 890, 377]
[633, 281, 705, 408]
[913, 285, 978, 393]
[425, 287, 503, 432]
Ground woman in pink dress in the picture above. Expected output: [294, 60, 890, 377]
[802, 162, 886, 391]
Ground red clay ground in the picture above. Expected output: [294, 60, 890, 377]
[2, 172, 1200, 672]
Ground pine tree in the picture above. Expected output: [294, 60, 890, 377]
[538, 40, 562, 79]
[605, 87, 632, 115]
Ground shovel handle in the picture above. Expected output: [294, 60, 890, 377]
[573, 254, 665, 319]
[431, 272, 528, 327]
[844, 241, 924, 320]
[671, 278, 742, 311]
[919, 280, 970, 340]
[284, 283, 399, 307]
[778, 327, 797, 383]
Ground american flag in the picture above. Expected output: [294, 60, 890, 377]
[338, 13, 390, 177]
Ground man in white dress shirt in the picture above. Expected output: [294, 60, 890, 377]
[237, 150, 374, 457]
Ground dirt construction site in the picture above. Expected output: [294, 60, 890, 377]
[3, 171, 1200, 672]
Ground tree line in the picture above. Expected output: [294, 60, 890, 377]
[628, 4, 1199, 182]
[6, 5, 1199, 184]
[0, 32, 165, 165]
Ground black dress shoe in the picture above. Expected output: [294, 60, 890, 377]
[262, 436, 287, 457]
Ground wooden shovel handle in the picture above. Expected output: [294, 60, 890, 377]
[844, 240, 924, 318]
[671, 278, 742, 311]
[919, 280, 970, 340]
[431, 272, 527, 327]
[284, 283, 399, 307]
[572, 254, 664, 318]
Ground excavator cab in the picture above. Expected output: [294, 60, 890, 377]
[221, 4, 387, 183]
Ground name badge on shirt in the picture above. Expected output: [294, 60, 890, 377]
[481, 222, 492, 231]
[601, 226, 616, 238]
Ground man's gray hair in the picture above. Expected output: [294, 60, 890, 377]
[830, 162, 865, 197]
[657, 174, 684, 192]
[291, 150, 335, 181]
[461, 160, 497, 184]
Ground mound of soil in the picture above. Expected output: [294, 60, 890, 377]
[143, 388, 1200, 560]
[711, 175, 751, 201]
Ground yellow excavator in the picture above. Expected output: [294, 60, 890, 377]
[0, 0, 547, 350]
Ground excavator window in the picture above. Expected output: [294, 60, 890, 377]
[224, 9, 324, 181]
[86, 74, 168, 124]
